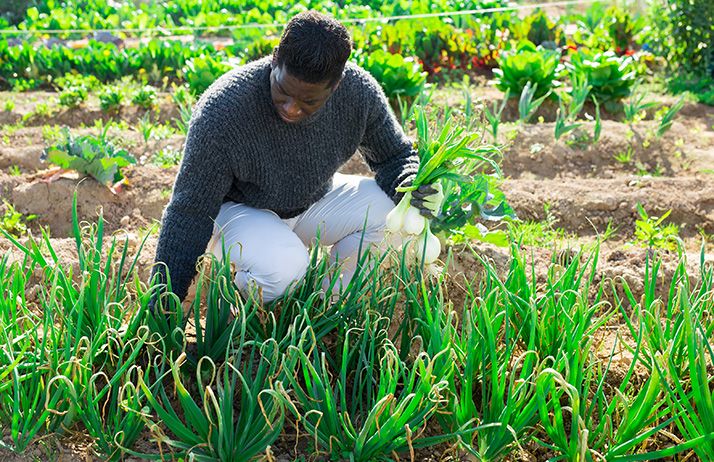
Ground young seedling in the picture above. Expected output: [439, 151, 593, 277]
[624, 82, 659, 125]
[131, 85, 158, 110]
[592, 96, 602, 143]
[8, 165, 21, 176]
[482, 89, 509, 141]
[0, 200, 36, 238]
[568, 72, 591, 118]
[59, 85, 88, 109]
[554, 95, 582, 141]
[99, 86, 124, 112]
[632, 203, 680, 251]
[656, 96, 685, 137]
[613, 145, 633, 164]
[137, 112, 155, 148]
[518, 81, 551, 124]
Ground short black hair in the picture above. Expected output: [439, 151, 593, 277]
[275, 11, 352, 87]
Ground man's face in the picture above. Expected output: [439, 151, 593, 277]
[270, 62, 336, 123]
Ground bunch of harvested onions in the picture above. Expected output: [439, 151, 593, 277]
[386, 107, 498, 263]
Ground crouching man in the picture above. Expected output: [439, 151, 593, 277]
[149, 11, 441, 308]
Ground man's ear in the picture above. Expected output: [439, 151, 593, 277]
[271, 47, 278, 68]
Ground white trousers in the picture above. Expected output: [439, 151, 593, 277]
[208, 173, 396, 302]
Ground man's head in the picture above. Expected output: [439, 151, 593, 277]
[270, 11, 351, 123]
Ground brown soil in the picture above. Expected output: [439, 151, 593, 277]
[0, 91, 180, 128]
[503, 175, 714, 236]
[501, 120, 714, 179]
[1, 87, 712, 317]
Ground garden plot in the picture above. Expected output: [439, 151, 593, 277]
[1, 86, 712, 307]
[1, 85, 712, 266]
[1, 86, 713, 461]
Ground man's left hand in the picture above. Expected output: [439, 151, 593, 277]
[410, 183, 444, 220]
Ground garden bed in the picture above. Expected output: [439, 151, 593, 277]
[1, 63, 713, 462]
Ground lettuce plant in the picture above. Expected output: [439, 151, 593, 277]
[493, 40, 562, 99]
[358, 50, 427, 109]
[569, 50, 636, 110]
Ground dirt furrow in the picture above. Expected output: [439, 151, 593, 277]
[503, 175, 714, 236]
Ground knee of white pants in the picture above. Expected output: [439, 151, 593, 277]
[234, 244, 310, 302]
[360, 179, 397, 230]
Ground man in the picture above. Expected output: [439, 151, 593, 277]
[149, 11, 441, 308]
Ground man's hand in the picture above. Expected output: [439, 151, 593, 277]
[410, 183, 444, 220]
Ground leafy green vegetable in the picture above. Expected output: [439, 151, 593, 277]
[183, 55, 236, 96]
[569, 50, 636, 109]
[358, 49, 427, 110]
[131, 85, 158, 109]
[99, 85, 124, 112]
[59, 85, 88, 108]
[493, 40, 562, 99]
[42, 126, 136, 187]
[632, 203, 680, 250]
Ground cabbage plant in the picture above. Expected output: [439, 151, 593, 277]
[41, 126, 136, 188]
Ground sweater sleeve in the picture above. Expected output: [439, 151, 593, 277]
[358, 73, 420, 204]
[148, 115, 234, 307]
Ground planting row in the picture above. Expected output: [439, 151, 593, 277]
[1, 3, 650, 95]
[1, 199, 712, 460]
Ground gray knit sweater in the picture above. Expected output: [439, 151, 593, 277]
[149, 57, 419, 302]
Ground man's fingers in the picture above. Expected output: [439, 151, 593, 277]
[412, 186, 437, 199]
[411, 190, 427, 200]
[419, 184, 438, 195]
[410, 199, 438, 220]
[418, 208, 436, 220]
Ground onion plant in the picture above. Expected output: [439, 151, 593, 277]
[536, 322, 706, 460]
[188, 250, 250, 362]
[0, 273, 74, 451]
[534, 302, 672, 461]
[1, 192, 151, 349]
[482, 89, 509, 141]
[554, 96, 582, 141]
[279, 323, 455, 461]
[232, 236, 404, 359]
[450, 276, 545, 461]
[501, 245, 610, 365]
[518, 81, 550, 124]
[623, 82, 659, 125]
[535, 246, 711, 461]
[554, 74, 590, 140]
[0, 194, 157, 457]
[616, 249, 713, 377]
[592, 96, 602, 143]
[139, 326, 285, 461]
[660, 288, 714, 460]
[52, 325, 152, 460]
[656, 96, 685, 138]
[620, 247, 714, 459]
